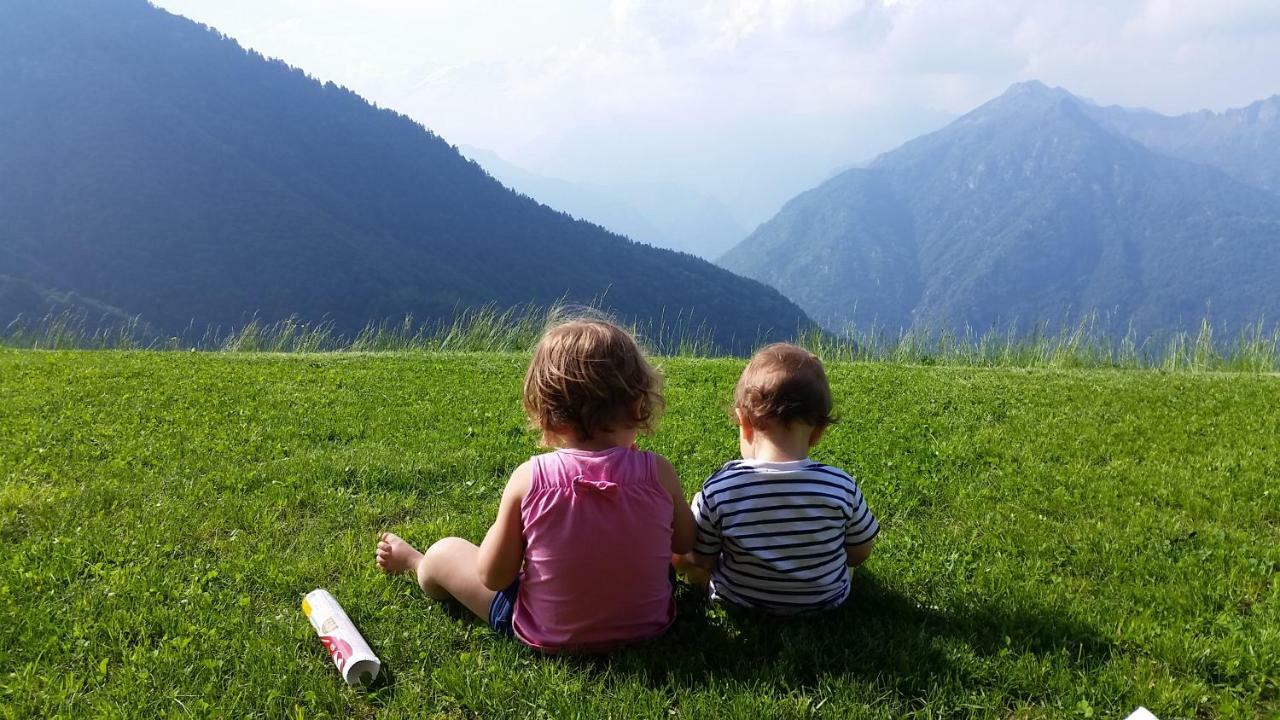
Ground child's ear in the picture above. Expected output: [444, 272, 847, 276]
[734, 407, 754, 442]
[734, 408, 754, 458]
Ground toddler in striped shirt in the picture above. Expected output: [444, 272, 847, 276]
[674, 343, 878, 612]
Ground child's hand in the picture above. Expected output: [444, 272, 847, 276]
[671, 553, 711, 588]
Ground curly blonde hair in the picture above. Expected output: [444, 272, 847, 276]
[522, 316, 664, 443]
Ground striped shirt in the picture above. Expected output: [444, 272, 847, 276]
[691, 458, 879, 613]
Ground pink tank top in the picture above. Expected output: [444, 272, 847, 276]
[512, 446, 675, 652]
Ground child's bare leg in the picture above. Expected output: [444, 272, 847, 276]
[377, 533, 497, 619]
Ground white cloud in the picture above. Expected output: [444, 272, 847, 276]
[152, 0, 1280, 223]
[1125, 0, 1280, 39]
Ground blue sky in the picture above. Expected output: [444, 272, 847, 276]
[152, 0, 1280, 226]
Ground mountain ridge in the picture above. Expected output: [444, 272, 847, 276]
[1086, 94, 1280, 195]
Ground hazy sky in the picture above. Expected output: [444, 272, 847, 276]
[151, 0, 1280, 226]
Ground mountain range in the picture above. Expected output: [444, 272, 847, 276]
[4, 0, 1277, 346]
[721, 81, 1280, 335]
[0, 0, 811, 349]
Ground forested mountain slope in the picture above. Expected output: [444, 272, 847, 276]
[0, 0, 811, 348]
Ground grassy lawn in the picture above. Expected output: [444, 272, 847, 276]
[1, 350, 1277, 719]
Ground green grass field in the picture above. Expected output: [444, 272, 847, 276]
[2, 350, 1277, 719]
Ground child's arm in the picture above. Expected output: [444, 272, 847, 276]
[654, 455, 695, 555]
[844, 483, 879, 569]
[672, 487, 719, 586]
[845, 537, 875, 567]
[476, 461, 532, 591]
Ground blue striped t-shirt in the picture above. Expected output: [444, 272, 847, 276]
[691, 458, 879, 612]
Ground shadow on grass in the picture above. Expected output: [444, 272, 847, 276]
[563, 572, 1116, 701]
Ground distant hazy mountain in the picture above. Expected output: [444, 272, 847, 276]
[1087, 96, 1280, 196]
[462, 147, 746, 260]
[721, 81, 1280, 335]
[0, 275, 137, 331]
[611, 182, 748, 261]
[0, 0, 811, 349]
[460, 147, 670, 252]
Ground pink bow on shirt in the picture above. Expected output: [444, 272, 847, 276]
[572, 475, 617, 494]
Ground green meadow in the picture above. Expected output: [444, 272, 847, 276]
[1, 350, 1277, 719]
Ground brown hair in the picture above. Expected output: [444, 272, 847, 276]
[734, 343, 834, 429]
[522, 317, 663, 443]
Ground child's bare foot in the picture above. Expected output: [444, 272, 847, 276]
[376, 532, 423, 575]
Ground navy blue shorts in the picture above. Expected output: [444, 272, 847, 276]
[488, 577, 519, 636]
